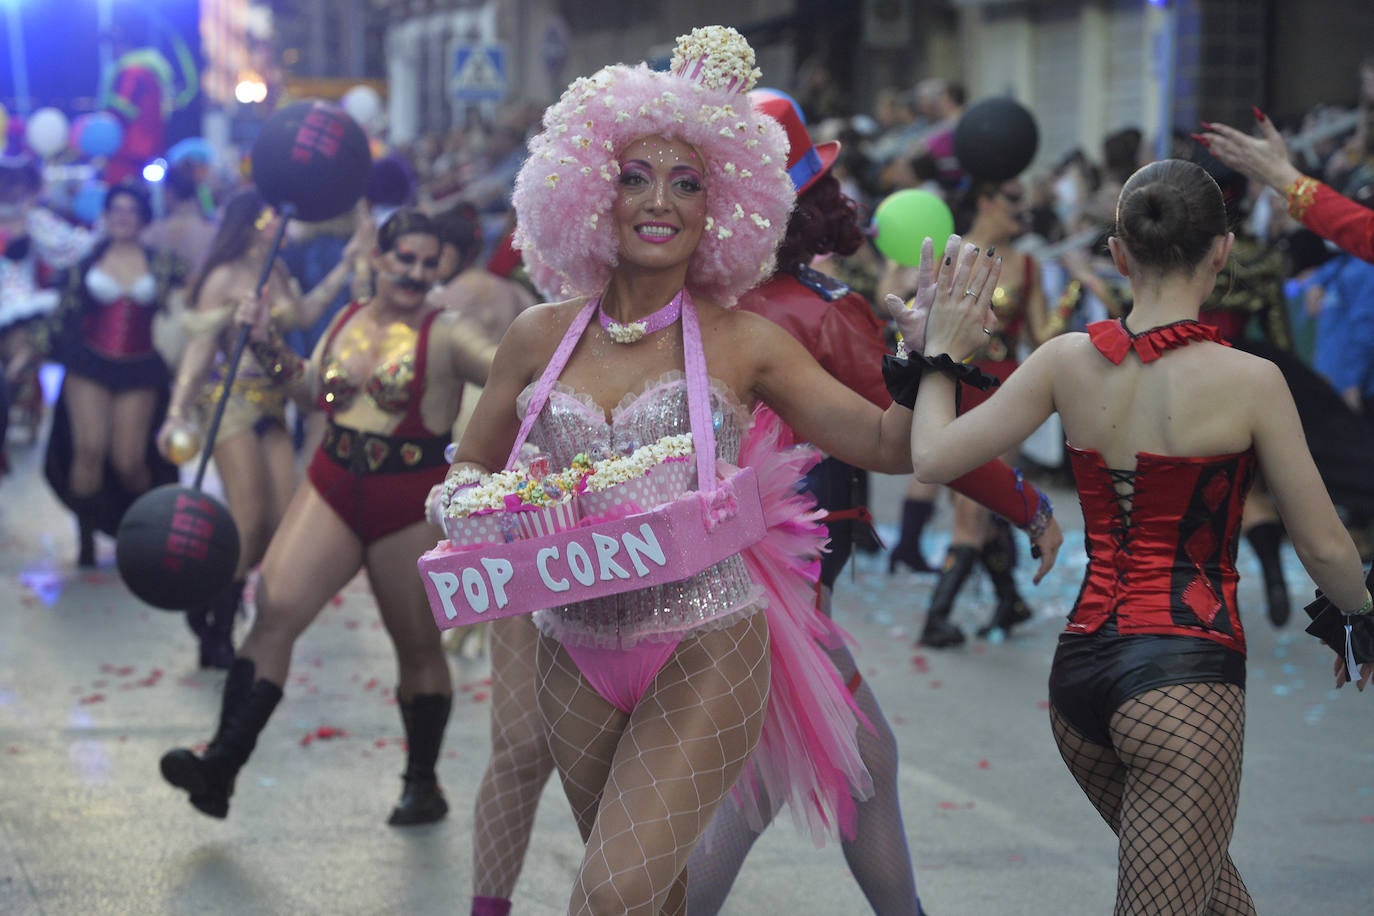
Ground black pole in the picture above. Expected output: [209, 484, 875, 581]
[191, 203, 296, 490]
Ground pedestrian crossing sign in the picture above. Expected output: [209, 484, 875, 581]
[451, 43, 508, 103]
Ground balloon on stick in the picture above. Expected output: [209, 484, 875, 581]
[115, 100, 372, 612]
[953, 97, 1040, 183]
[872, 189, 955, 266]
[251, 100, 372, 221]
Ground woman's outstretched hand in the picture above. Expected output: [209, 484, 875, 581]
[920, 237, 1002, 361]
[1030, 516, 1063, 584]
[1198, 111, 1302, 195]
[1334, 654, 1374, 691]
[882, 235, 960, 356]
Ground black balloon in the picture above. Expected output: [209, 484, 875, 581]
[116, 485, 240, 611]
[953, 97, 1040, 183]
[251, 101, 372, 222]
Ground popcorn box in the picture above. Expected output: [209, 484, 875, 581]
[514, 500, 581, 540]
[443, 511, 511, 548]
[578, 458, 694, 522]
[418, 467, 766, 629]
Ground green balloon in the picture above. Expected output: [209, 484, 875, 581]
[872, 189, 954, 267]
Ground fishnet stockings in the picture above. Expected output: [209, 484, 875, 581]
[686, 638, 919, 915]
[471, 616, 556, 899]
[537, 612, 771, 915]
[1050, 683, 1255, 916]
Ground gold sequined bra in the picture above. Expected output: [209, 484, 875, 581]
[316, 301, 439, 420]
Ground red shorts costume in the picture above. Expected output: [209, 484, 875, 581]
[305, 302, 449, 545]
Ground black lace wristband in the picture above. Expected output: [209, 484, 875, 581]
[882, 353, 1002, 409]
[882, 355, 922, 409]
[919, 353, 1002, 390]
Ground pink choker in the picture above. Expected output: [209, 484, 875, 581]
[597, 289, 685, 344]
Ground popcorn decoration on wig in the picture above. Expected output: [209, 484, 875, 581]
[512, 25, 794, 306]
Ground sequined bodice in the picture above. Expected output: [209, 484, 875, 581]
[515, 371, 750, 470]
[518, 371, 764, 648]
[317, 301, 426, 417]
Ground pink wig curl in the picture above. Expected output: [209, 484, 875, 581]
[512, 62, 795, 305]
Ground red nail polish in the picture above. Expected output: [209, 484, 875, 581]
[1199, 121, 1214, 129]
[1191, 133, 1212, 148]
[1252, 106, 1266, 122]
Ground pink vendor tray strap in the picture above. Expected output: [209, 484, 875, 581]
[417, 291, 767, 629]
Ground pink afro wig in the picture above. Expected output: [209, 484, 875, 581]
[512, 62, 795, 305]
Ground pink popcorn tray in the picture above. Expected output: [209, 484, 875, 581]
[421, 290, 763, 629]
[418, 466, 764, 629]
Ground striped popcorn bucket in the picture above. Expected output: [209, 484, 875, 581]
[515, 500, 581, 540]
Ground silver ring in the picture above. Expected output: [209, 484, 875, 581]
[982, 328, 993, 336]
[963, 289, 977, 297]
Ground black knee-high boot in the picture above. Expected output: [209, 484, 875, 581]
[1246, 521, 1290, 627]
[186, 579, 241, 670]
[388, 692, 452, 826]
[70, 493, 100, 568]
[160, 657, 282, 819]
[976, 519, 1034, 638]
[918, 545, 978, 648]
[889, 499, 936, 574]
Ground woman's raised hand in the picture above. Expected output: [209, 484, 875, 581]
[1199, 111, 1302, 194]
[1334, 654, 1374, 692]
[920, 237, 1002, 362]
[882, 235, 960, 356]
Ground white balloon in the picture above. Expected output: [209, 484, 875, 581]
[340, 86, 383, 130]
[25, 107, 70, 158]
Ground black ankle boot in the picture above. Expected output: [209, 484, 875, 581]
[160, 657, 282, 819]
[918, 545, 978, 648]
[388, 692, 453, 826]
[976, 521, 1034, 639]
[192, 580, 241, 670]
[1246, 521, 1290, 627]
[70, 493, 100, 568]
[889, 499, 936, 574]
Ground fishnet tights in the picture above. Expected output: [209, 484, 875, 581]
[1050, 682, 1255, 916]
[686, 638, 919, 915]
[537, 612, 771, 915]
[471, 616, 556, 898]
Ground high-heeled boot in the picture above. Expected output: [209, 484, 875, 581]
[160, 657, 282, 819]
[1246, 520, 1290, 627]
[70, 493, 100, 568]
[186, 580, 241, 670]
[388, 692, 453, 826]
[917, 545, 978, 648]
[889, 498, 936, 574]
[975, 519, 1034, 638]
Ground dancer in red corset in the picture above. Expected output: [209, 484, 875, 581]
[894, 159, 1372, 913]
[1202, 111, 1374, 263]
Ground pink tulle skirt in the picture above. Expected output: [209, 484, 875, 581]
[729, 405, 873, 844]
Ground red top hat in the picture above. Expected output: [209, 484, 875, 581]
[750, 94, 840, 196]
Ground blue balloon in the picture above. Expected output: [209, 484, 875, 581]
[167, 137, 214, 167]
[72, 180, 107, 225]
[78, 112, 124, 158]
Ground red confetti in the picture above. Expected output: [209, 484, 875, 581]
[471, 691, 489, 702]
[1036, 700, 1050, 710]
[977, 760, 990, 769]
[364, 678, 380, 691]
[78, 693, 105, 704]
[344, 620, 360, 630]
[1361, 815, 1374, 824]
[330, 595, 344, 606]
[929, 680, 943, 689]
[936, 800, 975, 810]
